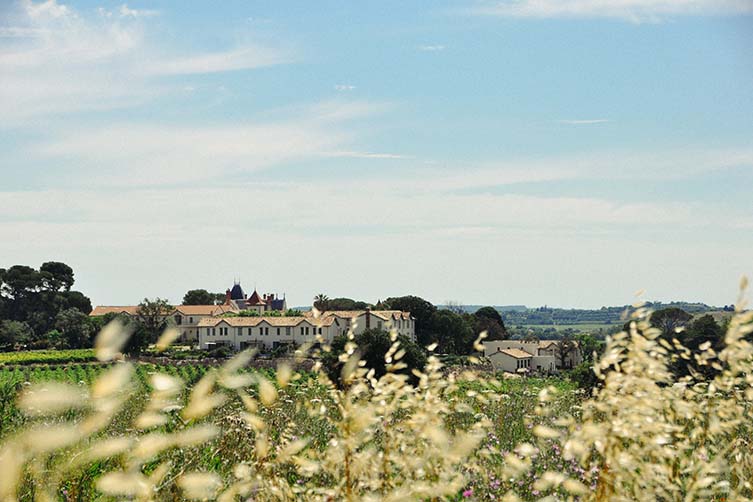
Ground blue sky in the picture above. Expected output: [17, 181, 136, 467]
[1, 0, 752, 308]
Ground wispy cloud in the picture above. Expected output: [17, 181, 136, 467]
[142, 46, 290, 76]
[334, 84, 356, 91]
[469, 0, 753, 22]
[418, 44, 446, 51]
[558, 119, 611, 125]
[0, 0, 290, 123]
[321, 150, 408, 159]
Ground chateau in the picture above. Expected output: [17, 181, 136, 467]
[89, 281, 415, 350]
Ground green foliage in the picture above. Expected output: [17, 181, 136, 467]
[382, 295, 436, 344]
[314, 296, 370, 311]
[0, 261, 92, 338]
[575, 333, 603, 363]
[322, 329, 426, 386]
[54, 308, 94, 349]
[650, 307, 694, 336]
[567, 362, 599, 392]
[428, 309, 475, 355]
[182, 289, 224, 305]
[0, 349, 96, 365]
[471, 306, 508, 341]
[0, 321, 33, 351]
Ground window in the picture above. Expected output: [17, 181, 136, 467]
[265, 327, 269, 335]
[286, 327, 291, 336]
[276, 328, 280, 335]
[305, 327, 309, 335]
[175, 315, 182, 326]
[377, 321, 382, 330]
[237, 327, 242, 336]
[190, 317, 194, 323]
[212, 328, 216, 336]
[300, 327, 304, 335]
[318, 327, 322, 334]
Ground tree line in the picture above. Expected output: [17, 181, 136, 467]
[0, 262, 93, 350]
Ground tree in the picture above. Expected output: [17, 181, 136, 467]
[0, 320, 33, 351]
[473, 307, 508, 341]
[323, 297, 370, 310]
[382, 296, 437, 346]
[575, 333, 603, 364]
[321, 329, 426, 387]
[556, 334, 576, 369]
[474, 306, 503, 325]
[183, 289, 221, 305]
[650, 308, 693, 337]
[40, 261, 74, 291]
[136, 298, 173, 342]
[427, 310, 475, 355]
[54, 308, 94, 349]
[0, 262, 91, 334]
[313, 293, 330, 311]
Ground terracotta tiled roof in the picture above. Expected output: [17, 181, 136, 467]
[307, 310, 412, 321]
[174, 305, 237, 316]
[495, 348, 534, 359]
[89, 306, 140, 316]
[197, 316, 339, 328]
[247, 290, 265, 306]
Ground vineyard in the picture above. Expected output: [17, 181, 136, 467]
[0, 359, 581, 500]
[0, 296, 751, 501]
[0, 349, 97, 366]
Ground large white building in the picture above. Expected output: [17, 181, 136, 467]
[197, 315, 343, 351]
[197, 309, 416, 351]
[91, 288, 416, 350]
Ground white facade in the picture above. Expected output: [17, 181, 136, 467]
[484, 340, 581, 371]
[310, 310, 416, 342]
[197, 316, 345, 351]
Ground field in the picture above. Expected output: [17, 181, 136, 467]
[0, 359, 584, 501]
[0, 349, 97, 366]
[1, 303, 752, 501]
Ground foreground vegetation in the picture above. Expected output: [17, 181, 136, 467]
[0, 281, 751, 500]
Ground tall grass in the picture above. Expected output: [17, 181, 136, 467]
[0, 280, 751, 501]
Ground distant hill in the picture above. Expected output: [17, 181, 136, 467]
[500, 301, 719, 327]
[437, 305, 528, 313]
[442, 302, 720, 327]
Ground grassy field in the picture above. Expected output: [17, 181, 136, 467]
[0, 360, 584, 501]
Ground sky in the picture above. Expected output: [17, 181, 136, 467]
[1, 0, 752, 309]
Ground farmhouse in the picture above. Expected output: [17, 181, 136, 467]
[484, 340, 581, 373]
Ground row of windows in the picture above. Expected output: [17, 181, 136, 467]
[204, 326, 323, 337]
[516, 359, 531, 369]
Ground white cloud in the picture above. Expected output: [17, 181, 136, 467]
[0, 0, 290, 123]
[470, 0, 753, 22]
[118, 4, 159, 19]
[142, 46, 290, 76]
[26, 101, 381, 185]
[334, 84, 356, 91]
[321, 150, 408, 159]
[419, 44, 446, 51]
[558, 119, 611, 125]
